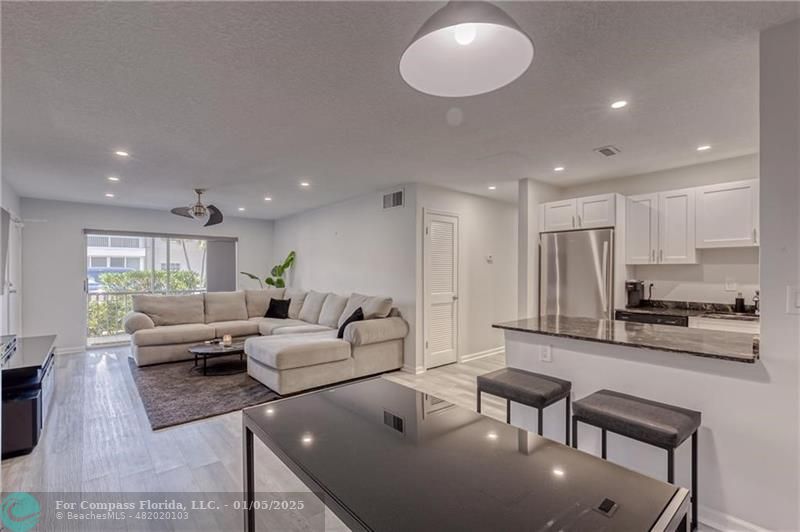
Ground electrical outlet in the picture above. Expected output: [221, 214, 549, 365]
[540, 345, 552, 362]
[725, 277, 738, 292]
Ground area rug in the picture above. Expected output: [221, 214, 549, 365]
[127, 358, 281, 430]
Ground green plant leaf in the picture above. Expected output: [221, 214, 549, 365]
[283, 251, 296, 269]
[265, 278, 276, 286]
[276, 278, 286, 288]
[240, 272, 260, 281]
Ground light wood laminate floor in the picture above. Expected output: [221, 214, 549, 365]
[2, 347, 506, 531]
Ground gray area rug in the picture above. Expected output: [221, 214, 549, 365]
[127, 357, 281, 430]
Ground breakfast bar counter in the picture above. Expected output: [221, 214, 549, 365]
[493, 315, 758, 363]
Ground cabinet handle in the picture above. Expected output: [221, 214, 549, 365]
[578, 215, 582, 227]
[753, 228, 758, 244]
[572, 215, 575, 228]
[651, 249, 655, 263]
[659, 249, 663, 262]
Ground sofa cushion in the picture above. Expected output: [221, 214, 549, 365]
[344, 316, 409, 346]
[245, 332, 351, 370]
[285, 288, 308, 319]
[205, 291, 248, 323]
[255, 318, 307, 335]
[318, 294, 347, 328]
[338, 293, 393, 327]
[123, 311, 155, 334]
[132, 323, 215, 347]
[133, 294, 205, 326]
[273, 324, 334, 335]
[298, 291, 328, 323]
[245, 288, 285, 318]
[208, 320, 259, 338]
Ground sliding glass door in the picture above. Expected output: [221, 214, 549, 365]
[85, 233, 211, 346]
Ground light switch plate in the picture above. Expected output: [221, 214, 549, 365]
[725, 277, 738, 292]
[540, 345, 552, 362]
[786, 286, 800, 315]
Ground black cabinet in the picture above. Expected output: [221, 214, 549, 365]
[2, 335, 56, 459]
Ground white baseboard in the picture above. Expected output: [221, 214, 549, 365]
[699, 505, 767, 532]
[460, 346, 504, 363]
[402, 364, 425, 375]
[55, 346, 86, 355]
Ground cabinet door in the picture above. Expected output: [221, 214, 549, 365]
[576, 194, 616, 228]
[696, 179, 759, 248]
[626, 194, 658, 264]
[658, 188, 696, 264]
[540, 199, 577, 232]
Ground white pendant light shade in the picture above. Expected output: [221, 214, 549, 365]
[400, 1, 534, 98]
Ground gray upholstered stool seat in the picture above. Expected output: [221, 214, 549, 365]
[476, 368, 571, 444]
[572, 389, 701, 448]
[572, 389, 701, 531]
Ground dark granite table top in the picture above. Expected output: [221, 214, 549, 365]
[493, 316, 758, 363]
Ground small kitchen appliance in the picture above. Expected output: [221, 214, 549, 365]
[625, 281, 645, 308]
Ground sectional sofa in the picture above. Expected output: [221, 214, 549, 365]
[123, 288, 408, 394]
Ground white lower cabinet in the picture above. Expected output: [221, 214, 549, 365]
[688, 317, 760, 335]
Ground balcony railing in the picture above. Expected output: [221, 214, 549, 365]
[87, 290, 205, 345]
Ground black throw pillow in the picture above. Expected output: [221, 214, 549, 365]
[265, 298, 291, 319]
[338, 307, 364, 339]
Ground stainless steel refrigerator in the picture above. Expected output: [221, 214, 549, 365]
[539, 228, 614, 319]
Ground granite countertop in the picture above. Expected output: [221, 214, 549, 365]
[623, 301, 759, 321]
[493, 316, 758, 364]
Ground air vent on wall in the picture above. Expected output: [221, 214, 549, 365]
[594, 145, 622, 157]
[382, 188, 405, 209]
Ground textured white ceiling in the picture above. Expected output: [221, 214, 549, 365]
[3, 2, 798, 219]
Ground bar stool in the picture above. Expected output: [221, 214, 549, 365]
[476, 368, 571, 444]
[572, 389, 701, 531]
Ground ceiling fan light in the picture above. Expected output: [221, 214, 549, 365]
[399, 1, 534, 98]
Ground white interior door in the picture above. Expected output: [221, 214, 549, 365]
[424, 211, 459, 369]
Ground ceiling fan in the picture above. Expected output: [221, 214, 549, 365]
[170, 188, 223, 226]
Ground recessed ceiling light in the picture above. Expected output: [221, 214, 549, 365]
[238, 207, 245, 212]
[486, 431, 499, 440]
[554, 166, 565, 172]
[301, 434, 313, 445]
[552, 468, 565, 477]
[107, 176, 120, 182]
[697, 145, 711, 151]
[105, 193, 115, 198]
[488, 185, 497, 191]
[611, 100, 628, 109]
[114, 150, 130, 157]
[264, 196, 273, 202]
[300, 181, 310, 188]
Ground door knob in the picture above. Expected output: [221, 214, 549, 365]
[452, 295, 459, 301]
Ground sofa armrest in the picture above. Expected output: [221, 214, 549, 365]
[345, 317, 409, 346]
[124, 311, 155, 335]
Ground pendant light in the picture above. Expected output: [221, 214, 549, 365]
[399, 1, 534, 98]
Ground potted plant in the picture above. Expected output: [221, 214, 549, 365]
[241, 251, 296, 289]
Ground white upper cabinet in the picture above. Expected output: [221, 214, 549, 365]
[659, 188, 697, 264]
[626, 193, 659, 264]
[696, 179, 759, 248]
[540, 199, 578, 232]
[576, 194, 616, 229]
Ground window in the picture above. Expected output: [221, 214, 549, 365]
[125, 257, 141, 270]
[160, 262, 181, 271]
[109, 257, 125, 268]
[90, 257, 107, 267]
[109, 236, 140, 248]
[87, 236, 109, 247]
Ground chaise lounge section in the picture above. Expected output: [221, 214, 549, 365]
[123, 288, 408, 394]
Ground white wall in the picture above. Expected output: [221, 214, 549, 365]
[561, 155, 761, 305]
[20, 198, 274, 352]
[414, 184, 518, 368]
[272, 186, 418, 370]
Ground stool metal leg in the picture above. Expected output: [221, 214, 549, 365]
[601, 429, 607, 459]
[565, 396, 570, 446]
[571, 417, 578, 448]
[692, 431, 698, 531]
[477, 390, 481, 413]
[506, 400, 511, 424]
[667, 448, 675, 483]
[537, 408, 543, 436]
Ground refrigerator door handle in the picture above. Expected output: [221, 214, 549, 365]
[600, 241, 609, 316]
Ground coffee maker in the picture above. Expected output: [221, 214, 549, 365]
[626, 281, 645, 308]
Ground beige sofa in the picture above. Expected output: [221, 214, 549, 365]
[123, 288, 408, 394]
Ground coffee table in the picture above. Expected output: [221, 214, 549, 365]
[189, 341, 246, 376]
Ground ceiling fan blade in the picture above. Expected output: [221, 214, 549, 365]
[205, 205, 224, 226]
[170, 206, 193, 219]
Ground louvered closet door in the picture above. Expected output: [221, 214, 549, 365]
[424, 211, 459, 369]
